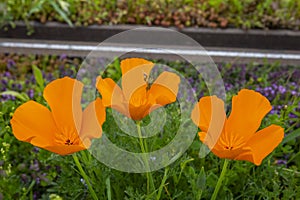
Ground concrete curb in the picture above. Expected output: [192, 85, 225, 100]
[1, 22, 300, 50]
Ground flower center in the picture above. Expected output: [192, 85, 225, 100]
[64, 139, 74, 145]
[55, 129, 80, 146]
[224, 146, 233, 150]
[219, 131, 246, 151]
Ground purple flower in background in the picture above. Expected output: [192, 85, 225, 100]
[45, 73, 54, 82]
[270, 109, 276, 115]
[240, 64, 246, 83]
[187, 87, 197, 102]
[21, 174, 28, 183]
[29, 160, 40, 172]
[77, 68, 88, 78]
[39, 173, 49, 183]
[1, 79, 8, 92]
[272, 83, 278, 90]
[276, 159, 287, 165]
[289, 111, 297, 118]
[16, 83, 22, 91]
[29, 74, 36, 84]
[1, 94, 15, 101]
[33, 146, 39, 153]
[59, 54, 67, 60]
[255, 85, 281, 101]
[45, 165, 51, 170]
[3, 71, 11, 78]
[6, 59, 16, 70]
[25, 79, 30, 85]
[33, 192, 38, 200]
[59, 65, 76, 78]
[225, 83, 233, 91]
[36, 177, 41, 184]
[278, 85, 286, 94]
[1, 79, 8, 86]
[97, 57, 108, 70]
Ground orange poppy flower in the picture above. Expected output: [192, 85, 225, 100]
[191, 89, 284, 165]
[96, 58, 180, 120]
[10, 77, 106, 155]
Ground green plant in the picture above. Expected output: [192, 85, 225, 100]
[2, 0, 72, 34]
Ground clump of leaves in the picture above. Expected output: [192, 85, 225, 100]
[1, 0, 300, 31]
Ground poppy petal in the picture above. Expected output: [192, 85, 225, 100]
[10, 100, 57, 146]
[191, 96, 226, 132]
[192, 96, 226, 149]
[121, 58, 154, 99]
[96, 76, 128, 116]
[43, 144, 88, 156]
[198, 132, 207, 142]
[80, 98, 106, 139]
[211, 146, 251, 160]
[198, 131, 225, 152]
[126, 84, 152, 120]
[149, 71, 180, 106]
[43, 77, 83, 134]
[226, 89, 272, 140]
[129, 104, 152, 120]
[121, 58, 154, 75]
[96, 77, 123, 106]
[236, 125, 284, 165]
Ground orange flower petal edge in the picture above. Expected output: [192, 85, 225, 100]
[121, 58, 154, 100]
[191, 89, 284, 165]
[120, 58, 154, 76]
[96, 76, 129, 117]
[149, 71, 180, 107]
[236, 125, 284, 165]
[96, 58, 180, 120]
[10, 77, 106, 155]
[225, 89, 272, 141]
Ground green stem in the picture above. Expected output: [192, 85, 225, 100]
[136, 121, 155, 196]
[72, 153, 98, 200]
[106, 176, 112, 200]
[21, 180, 35, 200]
[156, 167, 169, 200]
[137, 121, 147, 154]
[211, 159, 229, 200]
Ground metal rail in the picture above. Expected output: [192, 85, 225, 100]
[1, 39, 300, 65]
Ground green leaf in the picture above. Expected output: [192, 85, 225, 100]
[0, 91, 29, 102]
[180, 158, 194, 171]
[49, 0, 73, 27]
[28, 0, 46, 16]
[282, 128, 300, 145]
[197, 167, 206, 190]
[57, 0, 69, 12]
[32, 65, 44, 90]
